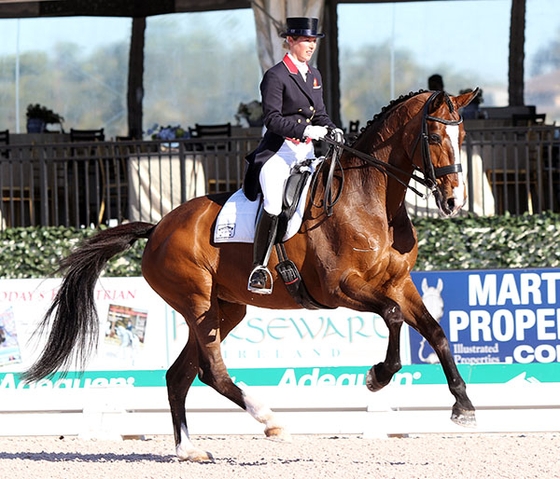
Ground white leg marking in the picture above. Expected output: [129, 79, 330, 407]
[176, 423, 213, 462]
[244, 391, 291, 441]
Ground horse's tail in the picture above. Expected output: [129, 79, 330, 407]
[22, 221, 156, 383]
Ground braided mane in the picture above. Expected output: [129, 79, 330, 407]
[349, 89, 435, 147]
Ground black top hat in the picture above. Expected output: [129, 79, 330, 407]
[281, 17, 324, 38]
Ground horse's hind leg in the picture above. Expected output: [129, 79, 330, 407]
[166, 333, 214, 462]
[196, 300, 290, 441]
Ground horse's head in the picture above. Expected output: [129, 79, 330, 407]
[410, 89, 480, 217]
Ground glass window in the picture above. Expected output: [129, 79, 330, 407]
[1, 4, 558, 138]
[338, 0, 560, 126]
[143, 10, 260, 137]
[0, 16, 131, 137]
[525, 0, 560, 124]
[0, 10, 261, 139]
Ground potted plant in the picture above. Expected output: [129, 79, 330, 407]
[26, 104, 65, 133]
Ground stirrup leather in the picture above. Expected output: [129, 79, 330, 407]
[248, 265, 274, 294]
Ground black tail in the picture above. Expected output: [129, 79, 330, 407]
[22, 222, 156, 382]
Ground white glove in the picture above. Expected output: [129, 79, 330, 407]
[304, 125, 328, 141]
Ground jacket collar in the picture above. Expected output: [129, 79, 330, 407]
[282, 53, 308, 76]
[282, 53, 314, 101]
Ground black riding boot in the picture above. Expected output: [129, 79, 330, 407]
[248, 210, 279, 294]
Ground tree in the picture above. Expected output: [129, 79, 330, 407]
[508, 0, 526, 106]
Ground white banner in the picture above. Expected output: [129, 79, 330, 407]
[0, 277, 393, 379]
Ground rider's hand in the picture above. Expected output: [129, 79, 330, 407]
[325, 127, 345, 144]
[333, 128, 345, 143]
[304, 125, 328, 141]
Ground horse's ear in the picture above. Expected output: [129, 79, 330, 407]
[421, 277, 428, 293]
[429, 91, 447, 111]
[455, 87, 480, 109]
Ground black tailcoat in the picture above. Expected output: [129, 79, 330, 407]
[243, 54, 336, 200]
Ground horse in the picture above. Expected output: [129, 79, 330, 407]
[23, 89, 480, 462]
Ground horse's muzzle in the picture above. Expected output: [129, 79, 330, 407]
[434, 186, 465, 217]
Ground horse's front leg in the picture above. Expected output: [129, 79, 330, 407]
[399, 278, 476, 427]
[366, 301, 404, 392]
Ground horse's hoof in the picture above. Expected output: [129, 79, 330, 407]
[176, 447, 215, 463]
[265, 426, 292, 442]
[366, 366, 386, 392]
[451, 407, 477, 428]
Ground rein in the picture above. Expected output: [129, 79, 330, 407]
[320, 92, 463, 216]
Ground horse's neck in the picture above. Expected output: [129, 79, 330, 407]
[345, 131, 413, 219]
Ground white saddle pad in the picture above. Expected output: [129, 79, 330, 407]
[214, 180, 313, 244]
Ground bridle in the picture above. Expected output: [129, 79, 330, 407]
[321, 91, 463, 216]
[415, 92, 464, 191]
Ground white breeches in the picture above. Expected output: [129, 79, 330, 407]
[259, 140, 314, 216]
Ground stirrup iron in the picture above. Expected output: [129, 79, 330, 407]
[248, 265, 274, 294]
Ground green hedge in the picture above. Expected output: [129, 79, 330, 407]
[1, 212, 559, 279]
[414, 211, 560, 270]
[0, 226, 145, 279]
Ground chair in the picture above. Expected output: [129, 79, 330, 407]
[1, 135, 36, 226]
[0, 129, 9, 158]
[194, 123, 231, 138]
[345, 120, 360, 142]
[512, 114, 546, 127]
[349, 120, 360, 133]
[69, 128, 105, 226]
[106, 136, 134, 222]
[70, 128, 105, 142]
[192, 123, 231, 149]
[98, 153, 129, 225]
[191, 123, 234, 192]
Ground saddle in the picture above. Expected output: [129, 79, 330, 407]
[273, 160, 331, 310]
[276, 159, 312, 239]
[213, 158, 332, 309]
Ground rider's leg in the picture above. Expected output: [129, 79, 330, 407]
[248, 155, 286, 293]
[248, 208, 279, 291]
[248, 142, 314, 293]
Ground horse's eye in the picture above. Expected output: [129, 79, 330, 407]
[429, 133, 442, 144]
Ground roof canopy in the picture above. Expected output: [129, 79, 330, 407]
[0, 0, 415, 19]
[0, 0, 251, 18]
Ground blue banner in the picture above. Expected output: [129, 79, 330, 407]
[410, 269, 560, 365]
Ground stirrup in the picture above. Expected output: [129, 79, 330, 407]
[247, 265, 273, 294]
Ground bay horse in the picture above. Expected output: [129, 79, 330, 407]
[24, 89, 479, 461]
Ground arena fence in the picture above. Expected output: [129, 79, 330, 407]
[0, 125, 559, 230]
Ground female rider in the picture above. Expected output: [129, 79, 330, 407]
[243, 17, 341, 294]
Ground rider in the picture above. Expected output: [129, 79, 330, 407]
[243, 17, 342, 294]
